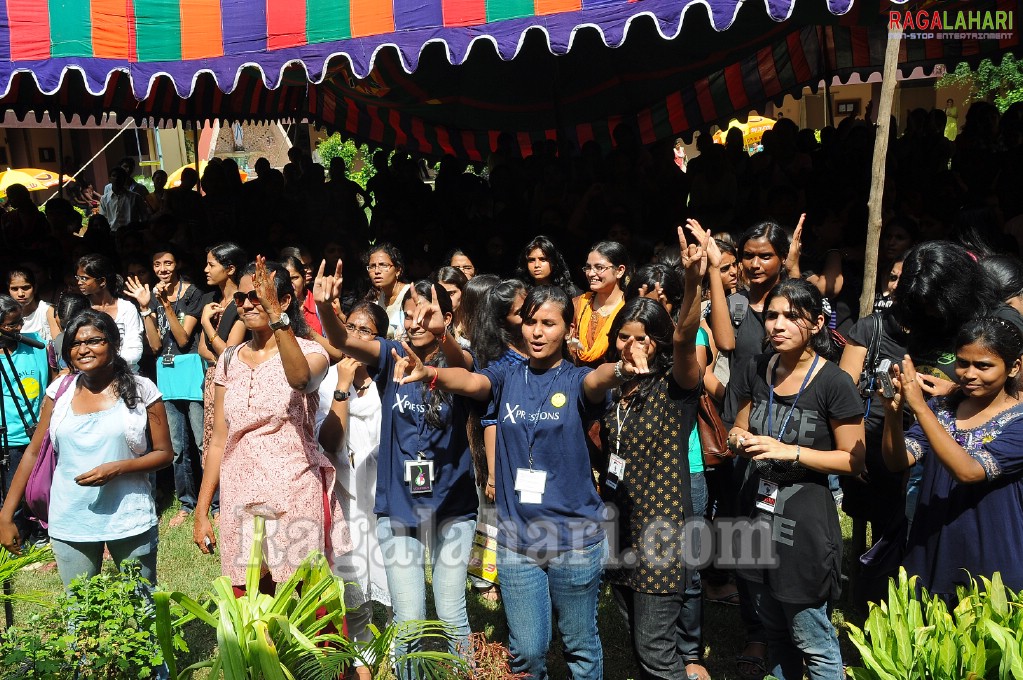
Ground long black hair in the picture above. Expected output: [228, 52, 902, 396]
[957, 317, 1023, 397]
[77, 253, 124, 297]
[764, 278, 840, 361]
[402, 280, 455, 429]
[982, 254, 1023, 303]
[624, 264, 683, 316]
[208, 242, 248, 284]
[61, 310, 140, 409]
[604, 297, 675, 412]
[54, 291, 90, 330]
[472, 279, 527, 368]
[588, 240, 632, 282]
[737, 221, 790, 283]
[893, 241, 997, 353]
[459, 274, 500, 342]
[515, 235, 578, 295]
[240, 260, 312, 339]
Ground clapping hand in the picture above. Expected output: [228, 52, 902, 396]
[392, 342, 433, 385]
[888, 355, 928, 415]
[313, 259, 343, 305]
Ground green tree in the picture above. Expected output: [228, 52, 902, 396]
[315, 133, 376, 188]
[937, 55, 1023, 112]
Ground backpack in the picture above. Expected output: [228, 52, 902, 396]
[855, 314, 885, 414]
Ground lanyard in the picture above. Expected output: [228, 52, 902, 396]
[524, 363, 565, 469]
[766, 353, 819, 441]
[614, 400, 631, 459]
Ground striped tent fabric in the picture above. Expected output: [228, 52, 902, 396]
[0, 0, 1017, 159]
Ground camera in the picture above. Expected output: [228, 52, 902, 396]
[875, 359, 896, 399]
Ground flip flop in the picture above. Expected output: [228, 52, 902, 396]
[706, 590, 740, 605]
[736, 642, 768, 679]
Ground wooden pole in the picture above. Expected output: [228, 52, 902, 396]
[55, 106, 65, 198]
[858, 25, 903, 319]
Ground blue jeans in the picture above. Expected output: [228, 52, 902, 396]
[745, 578, 843, 680]
[50, 525, 159, 589]
[498, 537, 608, 680]
[165, 399, 203, 512]
[375, 515, 474, 672]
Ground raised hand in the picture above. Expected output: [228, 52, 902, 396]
[392, 342, 433, 385]
[252, 255, 283, 318]
[620, 337, 650, 377]
[124, 276, 152, 309]
[410, 284, 448, 338]
[686, 218, 723, 268]
[335, 356, 361, 392]
[893, 355, 928, 415]
[313, 259, 343, 305]
[201, 301, 223, 327]
[681, 243, 708, 282]
[785, 213, 806, 278]
[153, 280, 172, 306]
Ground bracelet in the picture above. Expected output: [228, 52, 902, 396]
[427, 366, 440, 391]
[795, 445, 801, 464]
[140, 309, 153, 318]
[355, 379, 374, 391]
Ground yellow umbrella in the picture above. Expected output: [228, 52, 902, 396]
[0, 169, 43, 197]
[24, 168, 76, 188]
[712, 115, 777, 151]
[165, 161, 248, 188]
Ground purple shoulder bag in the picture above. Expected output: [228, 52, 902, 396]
[24, 374, 76, 528]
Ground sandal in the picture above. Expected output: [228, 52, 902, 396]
[736, 641, 768, 679]
[706, 590, 740, 605]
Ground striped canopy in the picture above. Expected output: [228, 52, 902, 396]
[0, 0, 1017, 158]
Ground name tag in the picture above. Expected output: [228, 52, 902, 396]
[605, 454, 627, 490]
[405, 460, 435, 495]
[755, 478, 780, 513]
[515, 468, 547, 504]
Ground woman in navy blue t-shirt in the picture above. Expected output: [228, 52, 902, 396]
[313, 263, 476, 672]
[392, 283, 649, 680]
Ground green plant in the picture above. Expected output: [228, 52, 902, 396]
[315, 133, 376, 188]
[0, 544, 54, 604]
[155, 515, 464, 679]
[0, 561, 180, 679]
[845, 567, 1023, 679]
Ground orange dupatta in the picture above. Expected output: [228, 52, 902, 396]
[573, 292, 625, 365]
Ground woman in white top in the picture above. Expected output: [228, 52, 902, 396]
[6, 267, 52, 343]
[366, 243, 411, 339]
[76, 254, 144, 373]
[316, 301, 391, 680]
[0, 309, 172, 587]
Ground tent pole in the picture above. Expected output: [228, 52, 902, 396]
[858, 26, 903, 319]
[55, 105, 65, 198]
[193, 125, 200, 192]
[820, 26, 835, 128]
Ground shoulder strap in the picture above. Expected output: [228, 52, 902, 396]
[223, 344, 239, 376]
[53, 373, 76, 402]
[863, 314, 883, 374]
[727, 293, 749, 328]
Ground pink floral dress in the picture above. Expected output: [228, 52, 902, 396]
[213, 337, 352, 585]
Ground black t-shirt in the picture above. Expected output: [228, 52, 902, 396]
[199, 291, 243, 344]
[729, 354, 863, 605]
[148, 283, 204, 355]
[721, 291, 768, 426]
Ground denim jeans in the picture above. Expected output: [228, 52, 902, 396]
[745, 578, 844, 680]
[3, 446, 35, 539]
[375, 515, 474, 673]
[50, 524, 159, 589]
[498, 537, 608, 680]
[165, 399, 203, 512]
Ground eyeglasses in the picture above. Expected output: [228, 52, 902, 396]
[75, 275, 94, 283]
[366, 263, 394, 272]
[232, 290, 261, 306]
[581, 264, 613, 274]
[69, 337, 108, 350]
[345, 323, 376, 338]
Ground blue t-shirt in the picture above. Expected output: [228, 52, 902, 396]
[374, 339, 477, 528]
[480, 359, 609, 556]
[2, 335, 48, 447]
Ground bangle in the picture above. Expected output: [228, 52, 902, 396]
[427, 366, 439, 391]
[795, 445, 801, 464]
[140, 308, 153, 318]
[355, 379, 373, 391]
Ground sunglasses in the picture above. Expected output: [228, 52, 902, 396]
[232, 290, 261, 306]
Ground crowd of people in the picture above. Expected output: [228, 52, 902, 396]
[0, 99, 1022, 680]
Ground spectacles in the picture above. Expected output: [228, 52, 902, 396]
[75, 275, 94, 283]
[345, 323, 376, 338]
[366, 263, 394, 272]
[69, 337, 108, 350]
[232, 290, 261, 306]
[581, 264, 613, 274]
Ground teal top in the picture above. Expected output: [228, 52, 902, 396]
[687, 326, 710, 474]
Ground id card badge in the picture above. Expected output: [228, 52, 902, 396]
[161, 353, 175, 367]
[605, 454, 627, 490]
[515, 468, 547, 504]
[407, 460, 435, 495]
[755, 479, 780, 513]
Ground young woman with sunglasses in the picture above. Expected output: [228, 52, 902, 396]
[193, 258, 350, 594]
[314, 260, 476, 672]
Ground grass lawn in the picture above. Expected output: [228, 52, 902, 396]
[9, 503, 871, 679]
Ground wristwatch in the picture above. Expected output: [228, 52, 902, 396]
[269, 312, 291, 331]
[333, 389, 350, 402]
